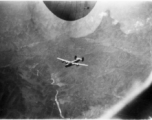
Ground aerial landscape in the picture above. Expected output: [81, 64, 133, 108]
[0, 1, 152, 119]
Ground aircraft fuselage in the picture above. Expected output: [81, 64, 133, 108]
[72, 59, 81, 63]
[65, 59, 81, 67]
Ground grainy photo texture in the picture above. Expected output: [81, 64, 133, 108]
[0, 1, 152, 119]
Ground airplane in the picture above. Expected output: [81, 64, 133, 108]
[57, 56, 88, 67]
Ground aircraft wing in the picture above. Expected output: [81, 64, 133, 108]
[72, 62, 88, 67]
[57, 57, 70, 64]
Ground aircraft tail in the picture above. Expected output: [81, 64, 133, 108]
[74, 56, 77, 60]
[82, 57, 84, 61]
